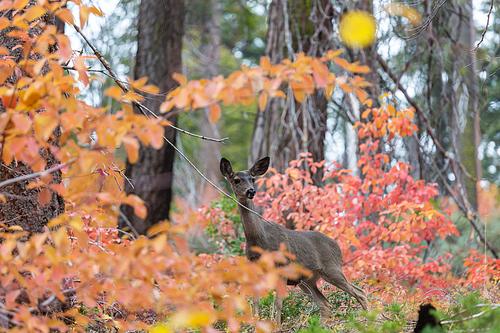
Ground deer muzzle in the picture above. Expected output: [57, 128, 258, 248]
[246, 188, 256, 199]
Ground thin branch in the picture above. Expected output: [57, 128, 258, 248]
[440, 303, 500, 325]
[0, 157, 77, 189]
[161, 134, 276, 224]
[72, 21, 275, 227]
[377, 54, 498, 258]
[169, 124, 228, 142]
[471, 0, 494, 52]
[71, 25, 226, 143]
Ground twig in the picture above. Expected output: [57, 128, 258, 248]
[72, 21, 272, 227]
[161, 135, 276, 224]
[117, 208, 140, 239]
[440, 303, 500, 325]
[71, 25, 226, 143]
[376, 54, 499, 259]
[471, 0, 494, 52]
[0, 157, 77, 189]
[169, 124, 228, 143]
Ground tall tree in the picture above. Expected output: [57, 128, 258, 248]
[250, 0, 335, 185]
[119, 0, 184, 235]
[0, 4, 65, 233]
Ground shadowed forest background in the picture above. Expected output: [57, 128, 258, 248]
[1, 0, 500, 331]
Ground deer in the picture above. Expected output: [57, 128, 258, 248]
[220, 156, 369, 325]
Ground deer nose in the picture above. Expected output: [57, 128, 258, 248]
[246, 188, 256, 199]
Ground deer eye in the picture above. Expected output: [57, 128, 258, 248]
[252, 178, 256, 183]
[234, 179, 240, 184]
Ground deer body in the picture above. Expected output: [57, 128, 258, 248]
[220, 157, 369, 325]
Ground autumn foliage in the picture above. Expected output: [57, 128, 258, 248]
[0, 1, 499, 332]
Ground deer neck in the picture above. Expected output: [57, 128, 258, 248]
[237, 197, 265, 240]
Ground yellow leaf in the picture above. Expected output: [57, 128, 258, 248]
[24, 6, 47, 22]
[122, 136, 139, 164]
[34, 113, 59, 140]
[8, 225, 24, 231]
[385, 3, 422, 25]
[38, 187, 51, 206]
[388, 104, 396, 116]
[172, 73, 187, 86]
[209, 103, 221, 123]
[339, 11, 377, 48]
[0, 194, 5, 203]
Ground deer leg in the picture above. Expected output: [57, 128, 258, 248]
[322, 267, 369, 312]
[299, 281, 332, 323]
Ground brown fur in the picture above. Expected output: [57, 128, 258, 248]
[220, 157, 369, 324]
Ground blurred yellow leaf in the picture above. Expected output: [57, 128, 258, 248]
[384, 3, 422, 25]
[339, 11, 377, 48]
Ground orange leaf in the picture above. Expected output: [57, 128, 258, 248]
[122, 136, 139, 164]
[209, 103, 221, 123]
[74, 57, 89, 87]
[50, 183, 67, 196]
[0, 17, 10, 31]
[0, 66, 14, 85]
[159, 99, 175, 113]
[38, 187, 51, 206]
[258, 91, 268, 111]
[105, 86, 123, 100]
[24, 5, 47, 22]
[79, 5, 91, 28]
[13, 0, 28, 10]
[11, 113, 31, 134]
[41, 172, 53, 184]
[0, 194, 5, 203]
[172, 73, 187, 86]
[122, 194, 147, 219]
[290, 82, 306, 103]
[55, 8, 75, 26]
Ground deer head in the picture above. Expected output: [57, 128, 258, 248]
[220, 157, 270, 200]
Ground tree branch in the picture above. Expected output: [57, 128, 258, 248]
[71, 24, 227, 143]
[471, 0, 494, 52]
[0, 157, 77, 189]
[376, 54, 498, 259]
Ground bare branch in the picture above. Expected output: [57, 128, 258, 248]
[0, 157, 77, 189]
[71, 24, 226, 143]
[471, 0, 494, 52]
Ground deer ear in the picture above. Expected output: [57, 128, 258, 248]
[220, 158, 234, 179]
[249, 156, 270, 177]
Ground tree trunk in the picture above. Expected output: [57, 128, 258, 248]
[0, 4, 65, 234]
[119, 0, 184, 235]
[249, 0, 334, 186]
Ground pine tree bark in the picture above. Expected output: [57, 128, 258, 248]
[119, 0, 184, 235]
[0, 4, 65, 234]
[249, 0, 334, 186]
